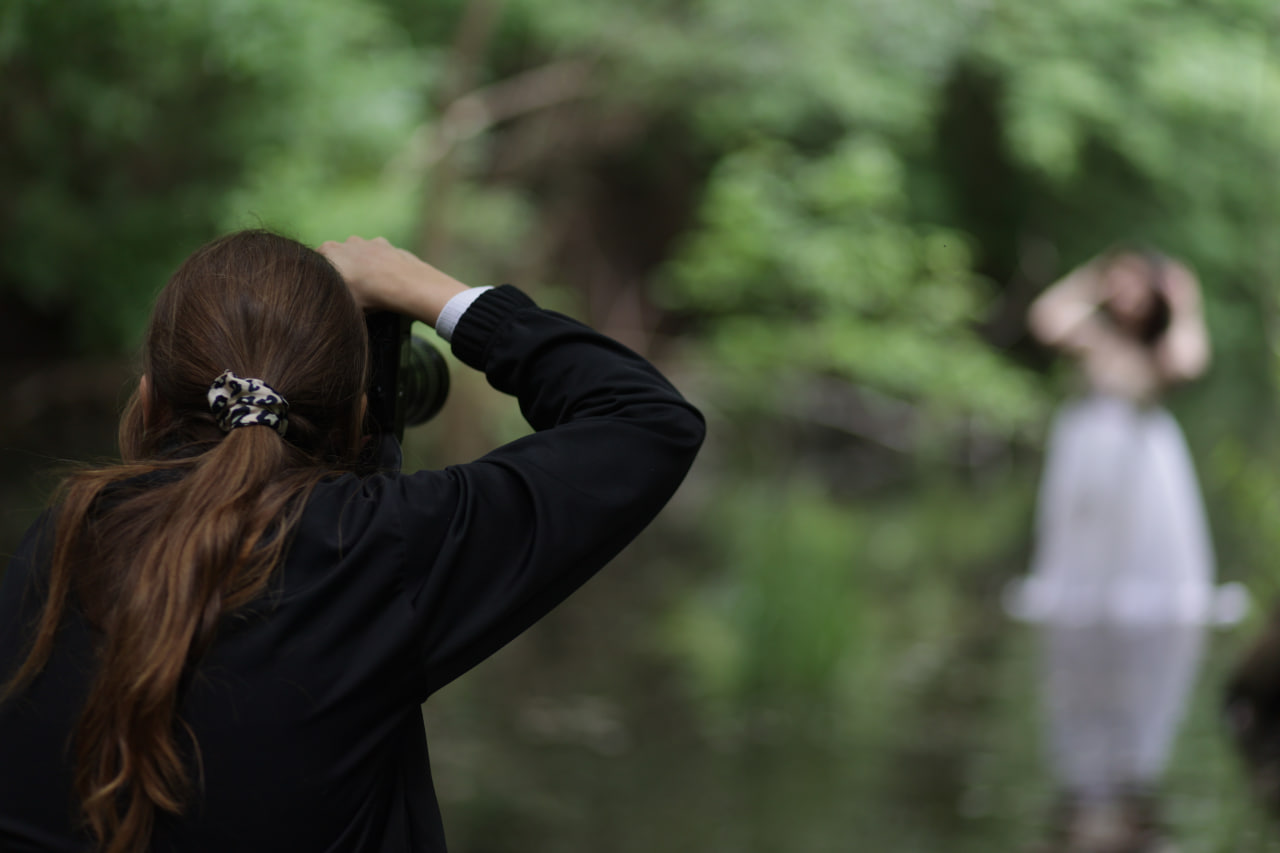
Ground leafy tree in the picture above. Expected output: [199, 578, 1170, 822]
[0, 0, 427, 350]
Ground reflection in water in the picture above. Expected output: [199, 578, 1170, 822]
[1035, 623, 1204, 853]
[1044, 625, 1202, 801]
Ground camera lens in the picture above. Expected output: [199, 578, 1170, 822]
[400, 334, 450, 427]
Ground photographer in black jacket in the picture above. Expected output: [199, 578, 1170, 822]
[0, 231, 705, 853]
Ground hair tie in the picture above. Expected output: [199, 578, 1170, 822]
[207, 370, 289, 437]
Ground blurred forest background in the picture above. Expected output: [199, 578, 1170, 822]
[4, 0, 1280, 850]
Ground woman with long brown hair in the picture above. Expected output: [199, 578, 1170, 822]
[0, 230, 705, 852]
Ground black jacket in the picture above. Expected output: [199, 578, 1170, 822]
[0, 286, 705, 852]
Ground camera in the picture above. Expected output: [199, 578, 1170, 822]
[361, 311, 450, 471]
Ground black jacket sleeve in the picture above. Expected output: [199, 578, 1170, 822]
[387, 286, 705, 696]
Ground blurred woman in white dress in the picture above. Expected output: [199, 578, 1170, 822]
[1008, 249, 1242, 851]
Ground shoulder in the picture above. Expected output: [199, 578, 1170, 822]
[294, 469, 461, 549]
[261, 469, 460, 602]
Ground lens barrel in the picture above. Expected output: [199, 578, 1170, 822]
[400, 334, 450, 427]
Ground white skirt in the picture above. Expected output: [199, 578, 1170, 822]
[1007, 395, 1239, 628]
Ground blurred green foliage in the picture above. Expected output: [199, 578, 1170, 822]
[0, 0, 428, 348]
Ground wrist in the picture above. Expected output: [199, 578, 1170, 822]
[389, 263, 468, 327]
[436, 287, 494, 343]
[450, 285, 538, 369]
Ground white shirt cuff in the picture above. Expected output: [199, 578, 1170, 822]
[435, 286, 493, 343]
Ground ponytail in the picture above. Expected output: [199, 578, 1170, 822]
[8, 423, 327, 853]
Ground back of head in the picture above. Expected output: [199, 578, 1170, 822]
[4, 230, 369, 853]
[1100, 248, 1173, 346]
[127, 229, 367, 463]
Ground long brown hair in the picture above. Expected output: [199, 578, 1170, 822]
[2, 231, 369, 852]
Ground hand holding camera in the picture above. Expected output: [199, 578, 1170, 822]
[318, 235, 467, 326]
[320, 236, 459, 457]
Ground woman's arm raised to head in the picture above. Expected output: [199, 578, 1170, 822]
[385, 286, 706, 695]
[1154, 261, 1211, 384]
[1027, 258, 1109, 353]
[314, 235, 705, 694]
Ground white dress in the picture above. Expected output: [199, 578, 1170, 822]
[1006, 395, 1243, 796]
[1012, 395, 1223, 628]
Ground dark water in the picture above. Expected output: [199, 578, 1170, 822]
[422, 562, 1277, 853]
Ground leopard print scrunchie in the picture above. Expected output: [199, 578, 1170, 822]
[207, 370, 289, 437]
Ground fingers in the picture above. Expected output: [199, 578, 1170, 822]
[317, 236, 411, 268]
[313, 236, 467, 323]
[316, 235, 391, 248]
